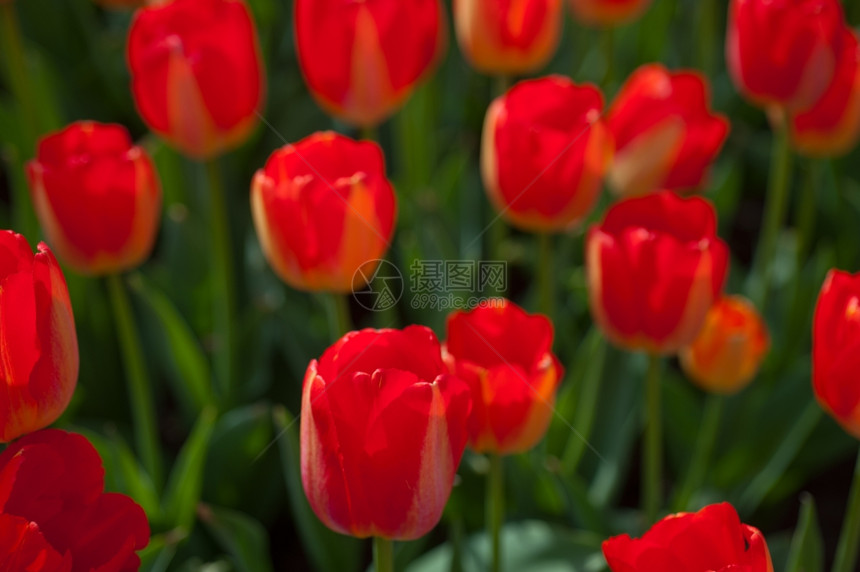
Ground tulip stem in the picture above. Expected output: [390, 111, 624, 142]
[107, 273, 163, 488]
[487, 453, 505, 572]
[833, 449, 860, 572]
[671, 394, 723, 511]
[373, 537, 394, 572]
[643, 354, 663, 524]
[537, 233, 554, 317]
[601, 28, 615, 92]
[325, 293, 353, 339]
[750, 119, 793, 311]
[205, 159, 236, 405]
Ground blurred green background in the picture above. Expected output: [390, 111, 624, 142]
[2, 0, 860, 570]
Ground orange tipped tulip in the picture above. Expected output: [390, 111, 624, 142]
[680, 295, 769, 394]
[454, 0, 562, 75]
[27, 121, 162, 275]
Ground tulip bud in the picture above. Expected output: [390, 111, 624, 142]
[586, 190, 729, 355]
[606, 65, 729, 197]
[0, 232, 78, 443]
[26, 121, 162, 275]
[453, 0, 562, 75]
[481, 75, 613, 233]
[443, 300, 563, 454]
[294, 0, 445, 127]
[603, 502, 774, 571]
[568, 0, 652, 27]
[301, 326, 472, 539]
[726, 0, 845, 111]
[789, 28, 860, 157]
[127, 0, 264, 159]
[0, 429, 150, 569]
[680, 296, 769, 394]
[251, 132, 397, 293]
[813, 270, 860, 439]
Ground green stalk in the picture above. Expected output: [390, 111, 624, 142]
[672, 395, 724, 511]
[601, 28, 615, 92]
[373, 537, 394, 572]
[487, 454, 505, 572]
[107, 274, 163, 487]
[643, 354, 663, 523]
[325, 293, 352, 339]
[361, 125, 378, 142]
[832, 449, 860, 572]
[749, 119, 793, 311]
[695, 0, 718, 75]
[537, 233, 554, 317]
[795, 160, 819, 272]
[205, 159, 235, 405]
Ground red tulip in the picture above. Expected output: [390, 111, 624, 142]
[127, 0, 264, 158]
[606, 65, 729, 197]
[27, 121, 162, 275]
[294, 0, 445, 127]
[481, 75, 613, 232]
[251, 132, 397, 293]
[726, 0, 846, 111]
[568, 0, 652, 27]
[603, 502, 774, 571]
[301, 326, 471, 540]
[0, 514, 70, 571]
[813, 270, 860, 439]
[586, 190, 729, 354]
[453, 0, 562, 75]
[443, 300, 563, 454]
[0, 429, 150, 570]
[0, 232, 78, 443]
[679, 295, 769, 395]
[789, 28, 860, 157]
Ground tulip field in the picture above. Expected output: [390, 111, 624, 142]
[3, 0, 860, 570]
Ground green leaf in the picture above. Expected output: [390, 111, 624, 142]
[273, 406, 362, 572]
[138, 531, 185, 572]
[198, 504, 274, 572]
[785, 494, 824, 572]
[163, 407, 218, 530]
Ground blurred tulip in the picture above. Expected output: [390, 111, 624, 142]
[0, 429, 150, 570]
[481, 75, 612, 232]
[251, 132, 397, 293]
[726, 0, 845, 112]
[127, 0, 264, 158]
[301, 326, 472, 539]
[586, 190, 729, 355]
[813, 270, 860, 439]
[454, 0, 562, 75]
[606, 64, 729, 197]
[603, 502, 774, 571]
[0, 232, 78, 443]
[680, 295, 769, 394]
[27, 121, 162, 275]
[294, 0, 445, 127]
[790, 28, 860, 157]
[443, 299, 563, 454]
[568, 0, 652, 27]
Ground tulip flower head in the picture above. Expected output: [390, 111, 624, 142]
[726, 0, 846, 112]
[680, 295, 769, 395]
[0, 232, 78, 443]
[0, 430, 150, 569]
[27, 121, 162, 275]
[568, 0, 652, 27]
[443, 300, 563, 454]
[606, 65, 729, 197]
[813, 270, 860, 439]
[294, 0, 445, 127]
[301, 326, 472, 540]
[454, 0, 562, 75]
[586, 190, 729, 355]
[251, 132, 397, 293]
[481, 75, 613, 233]
[790, 29, 860, 157]
[603, 502, 774, 571]
[127, 0, 264, 158]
